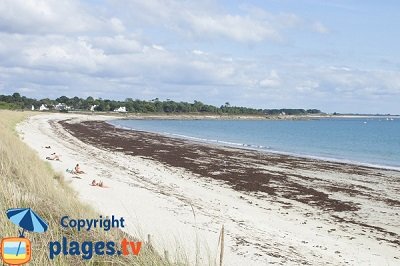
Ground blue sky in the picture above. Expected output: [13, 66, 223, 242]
[0, 0, 399, 113]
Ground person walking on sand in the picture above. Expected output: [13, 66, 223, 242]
[75, 164, 85, 174]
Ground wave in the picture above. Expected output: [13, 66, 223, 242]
[165, 132, 270, 149]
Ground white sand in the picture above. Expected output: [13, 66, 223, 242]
[17, 113, 400, 265]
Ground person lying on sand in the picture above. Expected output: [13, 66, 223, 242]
[46, 153, 61, 161]
[74, 164, 85, 174]
[91, 179, 106, 188]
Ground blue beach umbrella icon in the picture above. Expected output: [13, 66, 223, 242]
[6, 208, 49, 255]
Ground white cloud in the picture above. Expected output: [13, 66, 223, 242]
[192, 50, 207, 56]
[151, 45, 166, 51]
[185, 13, 279, 42]
[295, 80, 320, 93]
[312, 22, 329, 34]
[0, 0, 123, 34]
[0, 35, 106, 74]
[109, 18, 126, 33]
[88, 36, 143, 54]
[111, 0, 310, 43]
[259, 70, 281, 88]
[19, 87, 37, 93]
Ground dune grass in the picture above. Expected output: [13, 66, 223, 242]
[0, 110, 175, 265]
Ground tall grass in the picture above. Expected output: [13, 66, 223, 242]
[0, 111, 173, 265]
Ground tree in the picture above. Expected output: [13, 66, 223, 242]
[0, 92, 323, 114]
[193, 100, 204, 112]
[86, 96, 94, 103]
[12, 92, 21, 100]
[56, 96, 69, 103]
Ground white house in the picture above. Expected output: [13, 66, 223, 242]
[39, 104, 49, 111]
[114, 106, 127, 113]
[55, 103, 71, 111]
[90, 105, 98, 112]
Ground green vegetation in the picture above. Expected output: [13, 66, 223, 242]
[0, 111, 174, 265]
[0, 93, 321, 115]
[0, 101, 20, 110]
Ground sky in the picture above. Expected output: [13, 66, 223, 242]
[0, 0, 399, 114]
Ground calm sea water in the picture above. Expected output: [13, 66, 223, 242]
[109, 118, 400, 169]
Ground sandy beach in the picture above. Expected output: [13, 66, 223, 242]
[17, 113, 400, 265]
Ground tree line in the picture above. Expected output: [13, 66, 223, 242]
[0, 92, 322, 115]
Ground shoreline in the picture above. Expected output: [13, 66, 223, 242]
[61, 119, 400, 211]
[108, 120, 400, 172]
[18, 113, 400, 265]
[35, 110, 400, 121]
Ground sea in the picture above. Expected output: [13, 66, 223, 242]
[109, 118, 400, 170]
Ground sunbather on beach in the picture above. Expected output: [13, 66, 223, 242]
[46, 153, 60, 161]
[74, 163, 85, 174]
[90, 179, 105, 187]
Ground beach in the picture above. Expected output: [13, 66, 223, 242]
[18, 113, 400, 265]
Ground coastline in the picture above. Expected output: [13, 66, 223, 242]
[62, 110, 400, 121]
[18, 113, 400, 265]
[109, 120, 400, 172]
